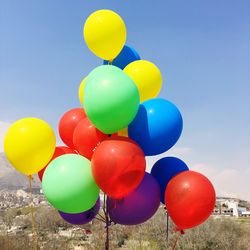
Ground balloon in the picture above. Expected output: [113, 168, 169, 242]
[42, 154, 99, 213]
[59, 198, 100, 225]
[58, 108, 86, 149]
[103, 45, 140, 69]
[4, 118, 56, 175]
[84, 65, 140, 134]
[128, 98, 183, 156]
[91, 136, 146, 198]
[83, 9, 126, 61]
[118, 128, 128, 137]
[38, 146, 76, 181]
[108, 173, 160, 225]
[124, 60, 162, 102]
[73, 118, 109, 160]
[165, 171, 216, 230]
[151, 157, 189, 203]
[78, 77, 86, 105]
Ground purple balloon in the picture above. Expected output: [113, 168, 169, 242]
[107, 173, 160, 225]
[59, 198, 100, 225]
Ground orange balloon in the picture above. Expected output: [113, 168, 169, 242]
[118, 128, 128, 137]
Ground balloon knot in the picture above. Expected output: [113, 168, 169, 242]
[104, 222, 112, 228]
[174, 227, 185, 235]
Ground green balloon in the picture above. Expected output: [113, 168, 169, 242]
[84, 65, 140, 134]
[42, 154, 99, 213]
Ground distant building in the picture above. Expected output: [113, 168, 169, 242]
[241, 211, 250, 217]
[16, 189, 28, 198]
[213, 198, 250, 217]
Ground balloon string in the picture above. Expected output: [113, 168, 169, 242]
[172, 231, 180, 250]
[96, 212, 106, 222]
[103, 193, 110, 250]
[95, 217, 106, 223]
[28, 175, 37, 250]
[103, 193, 106, 214]
[166, 212, 169, 245]
[171, 228, 184, 250]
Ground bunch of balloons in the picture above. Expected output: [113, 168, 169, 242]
[4, 9, 215, 237]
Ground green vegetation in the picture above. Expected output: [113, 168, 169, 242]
[0, 205, 250, 249]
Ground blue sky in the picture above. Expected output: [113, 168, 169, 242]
[1, 0, 250, 199]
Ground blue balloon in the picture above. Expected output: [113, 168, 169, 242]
[103, 45, 140, 69]
[128, 98, 183, 156]
[151, 157, 189, 203]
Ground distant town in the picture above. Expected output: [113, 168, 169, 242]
[213, 197, 250, 217]
[0, 187, 249, 237]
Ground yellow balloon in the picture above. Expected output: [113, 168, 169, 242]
[4, 118, 56, 175]
[78, 78, 85, 105]
[83, 9, 126, 61]
[124, 60, 163, 102]
[118, 128, 128, 137]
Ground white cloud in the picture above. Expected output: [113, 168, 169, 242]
[146, 147, 250, 202]
[192, 163, 250, 202]
[0, 121, 11, 152]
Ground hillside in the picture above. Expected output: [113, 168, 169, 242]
[0, 153, 41, 190]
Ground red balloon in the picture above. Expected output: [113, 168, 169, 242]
[58, 108, 86, 149]
[165, 171, 215, 230]
[38, 146, 76, 181]
[91, 136, 146, 199]
[73, 118, 109, 160]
